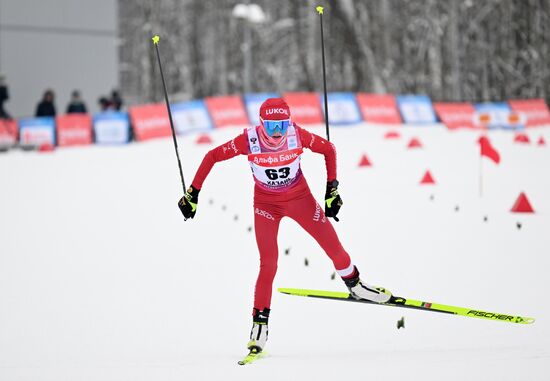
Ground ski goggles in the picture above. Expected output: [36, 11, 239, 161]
[262, 119, 291, 136]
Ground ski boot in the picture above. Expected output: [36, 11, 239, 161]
[343, 266, 392, 303]
[247, 307, 270, 352]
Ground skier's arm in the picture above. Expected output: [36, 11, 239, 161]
[191, 133, 248, 190]
[297, 125, 337, 181]
[178, 133, 248, 219]
[297, 125, 343, 220]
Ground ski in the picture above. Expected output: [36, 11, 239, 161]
[278, 288, 535, 324]
[238, 348, 267, 365]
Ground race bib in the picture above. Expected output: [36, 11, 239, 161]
[247, 125, 303, 190]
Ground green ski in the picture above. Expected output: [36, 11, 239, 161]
[278, 288, 535, 325]
[238, 348, 267, 365]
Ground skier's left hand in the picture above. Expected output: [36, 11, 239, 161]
[324, 180, 343, 221]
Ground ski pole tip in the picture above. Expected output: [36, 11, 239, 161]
[152, 35, 160, 45]
[316, 6, 324, 15]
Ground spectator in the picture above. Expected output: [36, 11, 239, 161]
[66, 90, 87, 114]
[35, 89, 56, 117]
[110, 89, 123, 111]
[0, 74, 11, 120]
[98, 96, 112, 111]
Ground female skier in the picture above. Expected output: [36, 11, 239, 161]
[178, 98, 391, 353]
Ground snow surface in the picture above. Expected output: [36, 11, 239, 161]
[1, 123, 549, 380]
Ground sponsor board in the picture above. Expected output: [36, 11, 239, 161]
[508, 99, 550, 127]
[205, 96, 249, 128]
[319, 92, 361, 125]
[283, 92, 324, 125]
[19, 117, 56, 146]
[356, 93, 402, 124]
[56, 114, 93, 146]
[396, 95, 437, 124]
[0, 119, 18, 145]
[172, 100, 213, 134]
[474, 102, 524, 129]
[129, 103, 171, 141]
[433, 102, 476, 129]
[93, 112, 130, 144]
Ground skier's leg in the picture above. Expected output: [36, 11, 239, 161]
[253, 203, 282, 311]
[247, 202, 282, 351]
[287, 193, 391, 303]
[286, 193, 351, 271]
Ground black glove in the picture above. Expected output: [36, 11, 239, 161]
[324, 180, 343, 221]
[178, 185, 200, 219]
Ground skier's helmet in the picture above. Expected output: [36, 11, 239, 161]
[259, 98, 291, 144]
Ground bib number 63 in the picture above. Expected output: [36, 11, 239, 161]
[265, 167, 290, 180]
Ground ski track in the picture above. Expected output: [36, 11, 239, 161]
[1, 123, 549, 380]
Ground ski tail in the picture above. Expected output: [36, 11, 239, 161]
[278, 288, 535, 325]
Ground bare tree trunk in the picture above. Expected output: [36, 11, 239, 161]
[332, 0, 386, 93]
[448, 0, 461, 100]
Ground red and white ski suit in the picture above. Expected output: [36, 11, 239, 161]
[191, 124, 354, 310]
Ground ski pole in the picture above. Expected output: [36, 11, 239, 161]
[316, 6, 330, 142]
[317, 6, 340, 222]
[151, 35, 186, 193]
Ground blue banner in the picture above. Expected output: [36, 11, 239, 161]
[18, 117, 56, 146]
[172, 100, 213, 135]
[475, 102, 521, 129]
[320, 92, 362, 125]
[244, 93, 279, 126]
[396, 95, 437, 124]
[93, 112, 130, 144]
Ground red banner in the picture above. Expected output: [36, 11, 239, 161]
[282, 92, 323, 125]
[508, 99, 550, 127]
[0, 119, 18, 145]
[433, 102, 476, 129]
[355, 93, 401, 124]
[56, 114, 92, 147]
[205, 96, 249, 128]
[129, 103, 171, 141]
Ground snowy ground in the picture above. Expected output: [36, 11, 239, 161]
[1, 123, 549, 380]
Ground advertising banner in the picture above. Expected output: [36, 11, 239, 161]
[56, 114, 93, 147]
[474, 102, 523, 129]
[282, 92, 323, 125]
[0, 119, 18, 146]
[355, 93, 402, 124]
[19, 117, 56, 146]
[508, 99, 550, 127]
[93, 112, 130, 144]
[205, 96, 249, 128]
[433, 102, 476, 129]
[319, 92, 361, 125]
[244, 93, 279, 126]
[396, 95, 437, 124]
[129, 103, 171, 141]
[172, 100, 213, 135]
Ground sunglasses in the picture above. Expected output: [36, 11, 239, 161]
[263, 119, 290, 137]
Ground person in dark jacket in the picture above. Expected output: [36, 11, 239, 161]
[0, 75, 11, 120]
[35, 89, 56, 117]
[110, 90, 123, 111]
[66, 90, 87, 114]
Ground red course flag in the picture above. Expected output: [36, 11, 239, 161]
[478, 136, 500, 164]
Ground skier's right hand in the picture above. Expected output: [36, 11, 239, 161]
[178, 185, 200, 219]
